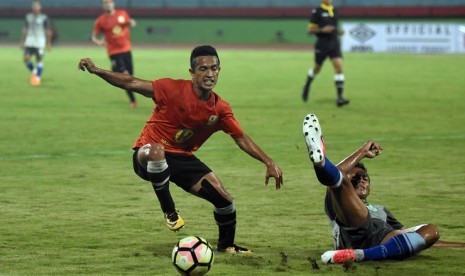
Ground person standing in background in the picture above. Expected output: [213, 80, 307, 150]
[20, 0, 52, 86]
[302, 0, 349, 107]
[92, 0, 138, 108]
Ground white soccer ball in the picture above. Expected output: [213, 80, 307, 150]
[172, 236, 214, 276]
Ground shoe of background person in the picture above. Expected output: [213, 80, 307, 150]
[30, 73, 41, 86]
[302, 114, 325, 164]
[164, 210, 184, 231]
[217, 244, 253, 254]
[130, 101, 137, 108]
[321, 249, 356, 264]
[336, 97, 350, 107]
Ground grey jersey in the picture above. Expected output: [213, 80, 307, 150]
[324, 192, 404, 249]
[24, 13, 50, 48]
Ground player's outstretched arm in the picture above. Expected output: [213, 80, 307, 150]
[78, 58, 153, 98]
[337, 140, 383, 175]
[233, 134, 283, 190]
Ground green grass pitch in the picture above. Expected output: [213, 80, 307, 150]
[1, 45, 465, 275]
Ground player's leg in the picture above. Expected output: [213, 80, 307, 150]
[190, 173, 252, 254]
[35, 48, 45, 83]
[122, 52, 137, 108]
[134, 143, 183, 231]
[322, 224, 440, 263]
[110, 53, 137, 107]
[23, 47, 34, 73]
[302, 40, 326, 102]
[330, 45, 349, 107]
[323, 231, 429, 263]
[303, 114, 368, 227]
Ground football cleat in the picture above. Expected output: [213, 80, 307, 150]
[321, 249, 356, 264]
[130, 101, 138, 108]
[302, 114, 325, 164]
[164, 210, 184, 231]
[30, 73, 41, 86]
[217, 244, 252, 254]
[336, 97, 350, 107]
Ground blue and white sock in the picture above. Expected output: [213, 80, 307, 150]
[314, 157, 342, 188]
[26, 61, 34, 72]
[357, 232, 427, 261]
[37, 62, 43, 79]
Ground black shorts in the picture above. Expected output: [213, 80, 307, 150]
[24, 47, 45, 60]
[132, 149, 212, 192]
[314, 38, 342, 65]
[110, 51, 133, 75]
[337, 213, 395, 249]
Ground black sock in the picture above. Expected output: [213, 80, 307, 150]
[214, 209, 237, 248]
[126, 90, 136, 102]
[305, 76, 314, 87]
[335, 80, 344, 99]
[151, 182, 175, 214]
[147, 160, 175, 214]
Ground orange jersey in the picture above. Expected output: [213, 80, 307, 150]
[94, 9, 132, 56]
[133, 79, 244, 155]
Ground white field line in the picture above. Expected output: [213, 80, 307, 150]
[1, 134, 464, 161]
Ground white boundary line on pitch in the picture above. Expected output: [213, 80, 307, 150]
[1, 134, 464, 161]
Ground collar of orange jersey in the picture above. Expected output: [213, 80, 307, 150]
[320, 3, 334, 17]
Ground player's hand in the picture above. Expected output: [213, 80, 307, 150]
[265, 162, 283, 190]
[92, 38, 106, 47]
[363, 140, 383, 158]
[78, 58, 97, 74]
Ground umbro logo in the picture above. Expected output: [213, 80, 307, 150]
[349, 24, 376, 43]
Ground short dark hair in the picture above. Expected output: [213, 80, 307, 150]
[354, 162, 367, 173]
[190, 45, 220, 69]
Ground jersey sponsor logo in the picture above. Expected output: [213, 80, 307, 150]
[112, 25, 123, 36]
[174, 129, 194, 143]
[207, 115, 219, 126]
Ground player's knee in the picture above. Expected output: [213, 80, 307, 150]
[139, 143, 165, 161]
[416, 224, 440, 247]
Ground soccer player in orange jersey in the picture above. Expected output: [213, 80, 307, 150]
[92, 0, 137, 108]
[78, 45, 283, 254]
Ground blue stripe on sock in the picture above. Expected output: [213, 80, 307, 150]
[314, 157, 341, 187]
[363, 232, 426, 261]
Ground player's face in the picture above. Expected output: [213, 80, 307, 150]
[349, 167, 371, 200]
[102, 0, 115, 12]
[322, 0, 332, 5]
[32, 1, 41, 13]
[190, 56, 220, 93]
